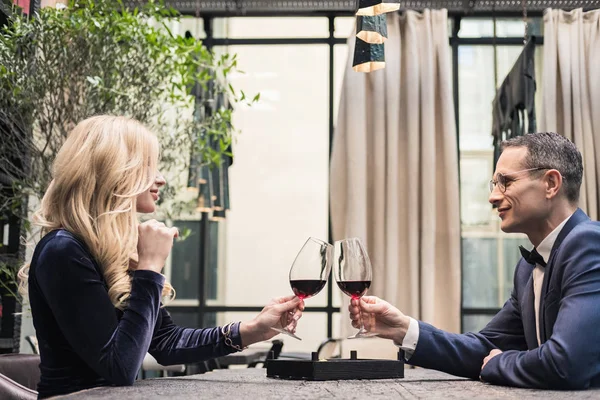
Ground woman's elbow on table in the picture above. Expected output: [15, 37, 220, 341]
[151, 351, 179, 367]
[110, 372, 138, 387]
[101, 362, 140, 387]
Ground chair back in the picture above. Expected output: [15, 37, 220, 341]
[317, 338, 342, 359]
[0, 354, 40, 400]
[0, 373, 37, 400]
[0, 354, 40, 391]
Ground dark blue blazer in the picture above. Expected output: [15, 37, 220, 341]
[408, 209, 600, 389]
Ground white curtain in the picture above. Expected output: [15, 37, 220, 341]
[330, 9, 461, 336]
[540, 8, 600, 219]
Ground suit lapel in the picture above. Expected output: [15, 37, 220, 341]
[538, 208, 589, 343]
[521, 272, 539, 349]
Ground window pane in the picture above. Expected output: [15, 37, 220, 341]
[165, 310, 218, 330]
[494, 45, 543, 88]
[495, 45, 544, 123]
[332, 312, 341, 341]
[495, 46, 523, 83]
[173, 16, 206, 40]
[458, 18, 543, 38]
[170, 220, 201, 300]
[458, 46, 495, 151]
[335, 16, 355, 38]
[495, 18, 543, 38]
[214, 17, 329, 38]
[502, 237, 532, 302]
[169, 219, 220, 301]
[206, 220, 220, 301]
[459, 19, 494, 37]
[460, 153, 494, 228]
[216, 44, 329, 308]
[167, 309, 200, 328]
[462, 314, 494, 333]
[333, 282, 343, 308]
[462, 238, 498, 308]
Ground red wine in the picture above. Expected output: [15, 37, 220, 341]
[290, 280, 327, 299]
[337, 280, 371, 299]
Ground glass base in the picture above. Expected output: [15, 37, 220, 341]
[271, 327, 302, 341]
[347, 329, 378, 339]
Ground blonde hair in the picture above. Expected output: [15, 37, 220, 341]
[19, 115, 175, 309]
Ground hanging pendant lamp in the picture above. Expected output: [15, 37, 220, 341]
[356, 0, 400, 16]
[356, 14, 388, 44]
[352, 37, 385, 73]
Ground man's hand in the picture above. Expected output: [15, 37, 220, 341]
[349, 296, 410, 344]
[481, 349, 503, 372]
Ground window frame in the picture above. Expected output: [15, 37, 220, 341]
[165, 11, 546, 338]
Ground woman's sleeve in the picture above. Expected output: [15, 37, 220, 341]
[148, 308, 243, 366]
[35, 235, 165, 385]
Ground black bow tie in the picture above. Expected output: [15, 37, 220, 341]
[519, 246, 547, 267]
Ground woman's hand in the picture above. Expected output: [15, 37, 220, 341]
[239, 295, 304, 346]
[135, 219, 178, 274]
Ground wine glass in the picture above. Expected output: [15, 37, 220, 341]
[333, 237, 376, 339]
[271, 237, 333, 340]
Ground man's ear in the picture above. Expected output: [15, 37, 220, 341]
[545, 170, 563, 199]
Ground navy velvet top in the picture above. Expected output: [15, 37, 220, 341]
[28, 229, 242, 398]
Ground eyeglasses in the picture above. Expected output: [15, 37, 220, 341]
[489, 167, 548, 193]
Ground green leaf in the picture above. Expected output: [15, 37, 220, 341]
[0, 0, 259, 228]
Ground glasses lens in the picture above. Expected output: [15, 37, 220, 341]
[497, 174, 506, 192]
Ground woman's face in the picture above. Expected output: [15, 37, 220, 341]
[136, 172, 166, 213]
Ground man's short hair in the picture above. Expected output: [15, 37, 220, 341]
[500, 132, 583, 203]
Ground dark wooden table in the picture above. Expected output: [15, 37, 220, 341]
[56, 367, 600, 399]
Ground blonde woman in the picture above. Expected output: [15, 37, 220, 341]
[19, 115, 303, 398]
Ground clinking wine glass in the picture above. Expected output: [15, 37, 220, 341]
[333, 237, 377, 339]
[271, 237, 333, 340]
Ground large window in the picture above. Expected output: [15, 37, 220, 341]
[456, 18, 544, 332]
[165, 14, 547, 351]
[166, 16, 350, 353]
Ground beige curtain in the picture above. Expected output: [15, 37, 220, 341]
[540, 8, 600, 219]
[330, 9, 461, 336]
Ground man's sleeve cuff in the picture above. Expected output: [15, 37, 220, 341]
[393, 317, 419, 360]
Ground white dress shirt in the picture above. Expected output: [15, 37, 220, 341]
[396, 214, 573, 356]
[532, 215, 570, 345]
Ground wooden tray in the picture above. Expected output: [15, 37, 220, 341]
[266, 350, 404, 381]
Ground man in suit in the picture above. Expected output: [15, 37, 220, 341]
[349, 132, 600, 389]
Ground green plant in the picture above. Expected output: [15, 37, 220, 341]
[0, 261, 19, 301]
[0, 0, 256, 299]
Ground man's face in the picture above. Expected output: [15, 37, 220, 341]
[488, 147, 549, 234]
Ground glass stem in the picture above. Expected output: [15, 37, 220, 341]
[358, 307, 366, 333]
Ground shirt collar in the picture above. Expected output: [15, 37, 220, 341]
[536, 213, 573, 263]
